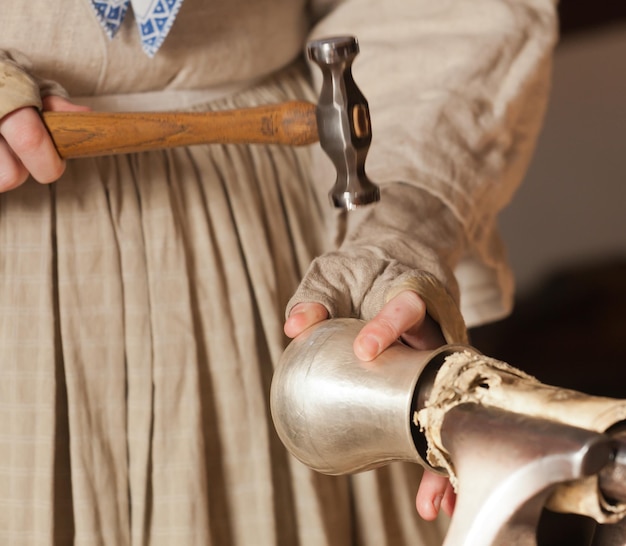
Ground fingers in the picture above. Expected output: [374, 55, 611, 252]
[284, 302, 329, 338]
[0, 106, 65, 190]
[440, 482, 456, 518]
[401, 312, 447, 352]
[0, 96, 89, 193]
[415, 470, 456, 521]
[0, 136, 29, 192]
[353, 290, 427, 361]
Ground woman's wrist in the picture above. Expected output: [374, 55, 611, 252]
[0, 51, 42, 120]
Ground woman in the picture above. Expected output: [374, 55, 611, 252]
[0, 0, 557, 544]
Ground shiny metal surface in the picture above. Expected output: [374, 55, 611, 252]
[270, 318, 468, 474]
[593, 428, 626, 545]
[440, 403, 615, 546]
[599, 429, 626, 504]
[307, 36, 380, 210]
[270, 318, 626, 545]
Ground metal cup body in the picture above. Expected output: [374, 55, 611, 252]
[271, 318, 451, 474]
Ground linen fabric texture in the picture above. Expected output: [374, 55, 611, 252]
[0, 0, 557, 544]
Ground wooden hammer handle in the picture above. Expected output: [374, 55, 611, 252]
[42, 100, 319, 159]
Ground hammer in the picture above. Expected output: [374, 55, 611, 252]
[42, 36, 380, 210]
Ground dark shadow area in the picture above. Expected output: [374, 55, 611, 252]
[469, 257, 626, 398]
[559, 0, 626, 39]
[469, 258, 626, 545]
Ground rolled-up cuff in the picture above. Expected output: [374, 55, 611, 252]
[36, 77, 69, 101]
[0, 53, 43, 120]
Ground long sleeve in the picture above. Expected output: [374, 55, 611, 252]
[0, 49, 69, 121]
[297, 0, 559, 327]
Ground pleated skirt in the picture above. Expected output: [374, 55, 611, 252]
[0, 62, 447, 546]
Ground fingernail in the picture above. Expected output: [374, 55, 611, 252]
[356, 334, 380, 361]
[433, 495, 442, 513]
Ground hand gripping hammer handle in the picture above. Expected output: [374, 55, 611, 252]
[42, 36, 380, 209]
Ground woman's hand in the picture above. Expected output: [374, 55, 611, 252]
[415, 466, 456, 520]
[284, 289, 457, 520]
[285, 290, 443, 357]
[0, 95, 89, 192]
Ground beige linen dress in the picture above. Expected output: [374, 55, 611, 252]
[0, 0, 557, 544]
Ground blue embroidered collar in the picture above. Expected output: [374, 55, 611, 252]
[90, 0, 184, 57]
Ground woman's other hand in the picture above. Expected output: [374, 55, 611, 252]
[0, 95, 89, 192]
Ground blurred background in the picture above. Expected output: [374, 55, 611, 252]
[470, 0, 626, 399]
[467, 5, 626, 542]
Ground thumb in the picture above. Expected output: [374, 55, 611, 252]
[284, 302, 329, 338]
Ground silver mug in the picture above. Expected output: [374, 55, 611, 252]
[270, 317, 473, 475]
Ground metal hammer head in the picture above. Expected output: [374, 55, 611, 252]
[307, 36, 380, 210]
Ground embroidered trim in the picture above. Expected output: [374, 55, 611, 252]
[89, 0, 184, 57]
[91, 0, 130, 39]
